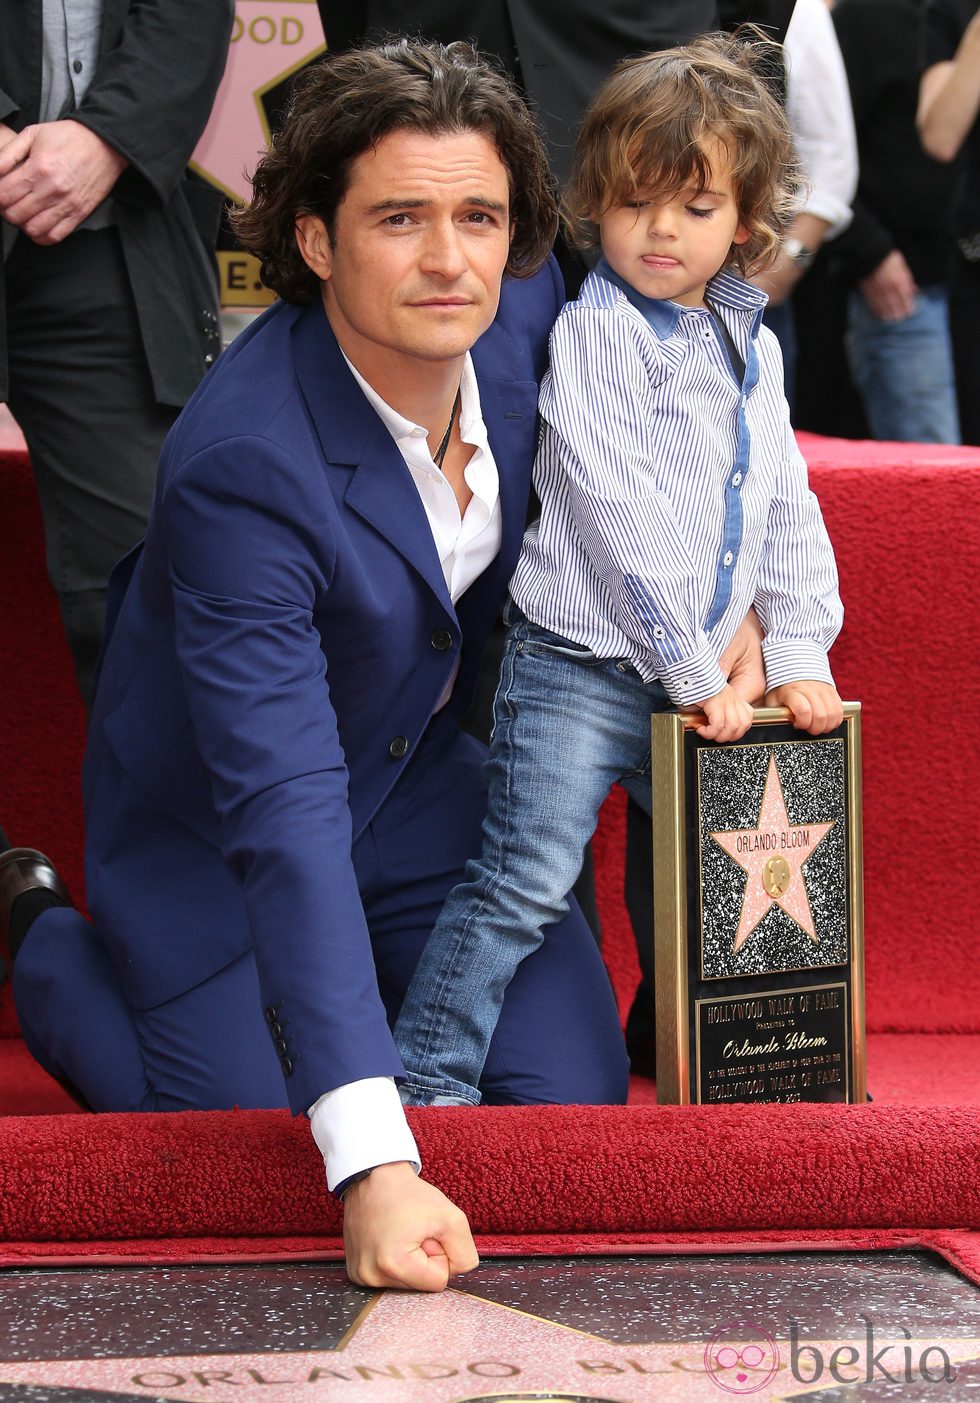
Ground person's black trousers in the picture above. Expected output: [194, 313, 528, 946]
[5, 227, 176, 706]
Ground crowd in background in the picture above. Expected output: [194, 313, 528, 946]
[1, 0, 977, 716]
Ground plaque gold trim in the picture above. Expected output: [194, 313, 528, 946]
[652, 704, 866, 1105]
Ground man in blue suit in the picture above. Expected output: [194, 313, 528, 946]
[1, 40, 629, 1290]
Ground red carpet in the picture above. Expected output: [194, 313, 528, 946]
[2, 425, 979, 1280]
[1, 1104, 978, 1286]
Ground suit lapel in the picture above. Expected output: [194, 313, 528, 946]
[291, 297, 541, 620]
[470, 321, 541, 611]
[292, 300, 454, 613]
[479, 370, 539, 580]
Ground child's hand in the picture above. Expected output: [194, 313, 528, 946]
[689, 683, 755, 742]
[765, 680, 843, 734]
[719, 607, 766, 706]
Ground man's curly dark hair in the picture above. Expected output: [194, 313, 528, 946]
[231, 38, 559, 304]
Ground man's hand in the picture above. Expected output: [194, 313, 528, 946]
[342, 1161, 479, 1291]
[0, 120, 128, 245]
[858, 250, 918, 322]
[765, 680, 843, 734]
[718, 606, 766, 706]
[690, 683, 754, 743]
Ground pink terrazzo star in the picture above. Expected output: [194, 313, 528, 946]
[1, 1293, 975, 1403]
[710, 754, 835, 954]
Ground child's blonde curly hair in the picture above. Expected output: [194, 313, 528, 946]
[563, 28, 802, 276]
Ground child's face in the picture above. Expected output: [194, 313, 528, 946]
[595, 137, 749, 308]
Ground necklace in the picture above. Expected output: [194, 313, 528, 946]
[432, 387, 461, 469]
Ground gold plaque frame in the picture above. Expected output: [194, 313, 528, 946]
[652, 704, 865, 1105]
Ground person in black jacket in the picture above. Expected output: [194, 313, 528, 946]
[918, 0, 980, 445]
[830, 0, 961, 443]
[0, 0, 234, 705]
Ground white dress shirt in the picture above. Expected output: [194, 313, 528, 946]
[511, 264, 843, 705]
[784, 0, 859, 239]
[309, 350, 502, 1193]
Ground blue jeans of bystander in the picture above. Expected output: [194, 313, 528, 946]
[845, 285, 960, 444]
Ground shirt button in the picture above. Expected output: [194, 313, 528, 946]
[723, 551, 734, 567]
[430, 629, 452, 651]
[389, 736, 409, 759]
[73, 58, 83, 73]
[652, 625, 666, 640]
[732, 472, 742, 487]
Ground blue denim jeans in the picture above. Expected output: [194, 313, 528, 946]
[394, 608, 672, 1105]
[845, 285, 960, 444]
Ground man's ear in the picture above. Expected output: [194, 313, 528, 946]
[295, 214, 332, 280]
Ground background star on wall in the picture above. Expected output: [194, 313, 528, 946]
[191, 1, 326, 204]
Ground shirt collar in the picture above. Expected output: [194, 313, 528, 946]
[342, 350, 484, 448]
[593, 256, 767, 338]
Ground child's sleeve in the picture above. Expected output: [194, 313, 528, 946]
[540, 308, 726, 706]
[755, 422, 844, 690]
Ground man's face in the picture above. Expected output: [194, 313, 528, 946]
[296, 128, 513, 386]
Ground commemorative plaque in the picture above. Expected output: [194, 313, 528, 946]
[652, 704, 865, 1105]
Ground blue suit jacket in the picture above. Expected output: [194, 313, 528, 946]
[83, 261, 564, 1113]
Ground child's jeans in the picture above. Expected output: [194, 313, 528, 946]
[394, 605, 674, 1106]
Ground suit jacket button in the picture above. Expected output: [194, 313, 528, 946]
[389, 736, 408, 759]
[430, 629, 452, 651]
[281, 1057, 293, 1076]
[275, 1039, 288, 1056]
[264, 1006, 277, 1024]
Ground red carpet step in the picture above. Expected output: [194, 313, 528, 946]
[2, 430, 979, 1279]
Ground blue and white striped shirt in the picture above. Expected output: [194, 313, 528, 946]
[510, 261, 843, 704]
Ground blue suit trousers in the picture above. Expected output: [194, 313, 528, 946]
[14, 709, 629, 1112]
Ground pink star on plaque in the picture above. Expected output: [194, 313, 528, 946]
[710, 754, 834, 954]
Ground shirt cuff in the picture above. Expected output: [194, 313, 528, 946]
[658, 645, 727, 708]
[308, 1077, 421, 1195]
[762, 638, 835, 692]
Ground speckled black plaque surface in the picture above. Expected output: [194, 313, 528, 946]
[0, 1252, 977, 1401]
[697, 739, 849, 980]
[653, 709, 865, 1106]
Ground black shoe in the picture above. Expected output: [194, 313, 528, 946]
[0, 848, 72, 966]
[0, 849, 90, 1109]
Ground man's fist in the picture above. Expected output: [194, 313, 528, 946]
[342, 1160, 479, 1292]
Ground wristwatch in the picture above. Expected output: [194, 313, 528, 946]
[335, 1166, 374, 1202]
[783, 236, 816, 271]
